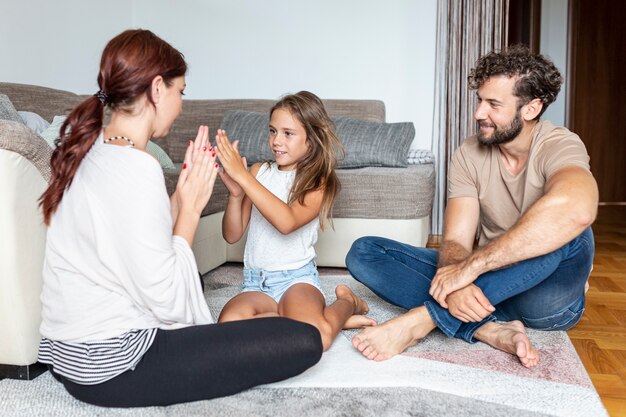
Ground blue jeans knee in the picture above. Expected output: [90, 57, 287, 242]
[520, 295, 586, 331]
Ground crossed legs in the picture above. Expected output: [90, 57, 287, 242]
[219, 283, 374, 351]
[345, 228, 594, 366]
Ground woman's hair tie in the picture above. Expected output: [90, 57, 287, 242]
[94, 90, 108, 104]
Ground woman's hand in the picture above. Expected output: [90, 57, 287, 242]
[170, 126, 212, 223]
[176, 126, 219, 217]
[215, 129, 249, 185]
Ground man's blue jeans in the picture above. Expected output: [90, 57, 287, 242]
[345, 228, 594, 343]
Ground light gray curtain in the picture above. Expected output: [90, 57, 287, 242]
[431, 0, 509, 237]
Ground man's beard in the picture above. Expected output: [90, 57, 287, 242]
[477, 111, 523, 146]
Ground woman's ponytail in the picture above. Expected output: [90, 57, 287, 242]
[40, 96, 104, 225]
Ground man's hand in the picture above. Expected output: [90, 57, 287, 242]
[445, 284, 495, 322]
[429, 260, 481, 308]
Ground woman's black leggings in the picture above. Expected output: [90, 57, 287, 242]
[50, 318, 323, 407]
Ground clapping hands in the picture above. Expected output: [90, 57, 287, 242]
[214, 129, 248, 198]
[176, 125, 220, 216]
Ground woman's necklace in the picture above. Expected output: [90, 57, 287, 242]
[104, 135, 135, 147]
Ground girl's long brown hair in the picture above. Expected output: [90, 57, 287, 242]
[40, 29, 187, 225]
[270, 91, 345, 230]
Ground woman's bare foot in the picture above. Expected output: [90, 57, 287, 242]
[474, 320, 540, 368]
[351, 306, 436, 361]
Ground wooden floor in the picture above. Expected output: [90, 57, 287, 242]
[568, 205, 626, 417]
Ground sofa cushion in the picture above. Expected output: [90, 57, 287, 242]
[0, 94, 23, 123]
[220, 110, 415, 168]
[0, 83, 83, 122]
[334, 164, 435, 219]
[163, 163, 435, 219]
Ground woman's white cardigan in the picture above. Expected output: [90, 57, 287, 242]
[40, 136, 213, 343]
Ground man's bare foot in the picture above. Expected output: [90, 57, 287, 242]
[352, 306, 436, 361]
[474, 320, 539, 368]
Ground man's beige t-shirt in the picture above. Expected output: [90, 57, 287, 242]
[448, 120, 591, 246]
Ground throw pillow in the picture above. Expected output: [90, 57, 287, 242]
[220, 110, 271, 164]
[333, 116, 414, 168]
[0, 94, 23, 123]
[39, 115, 176, 170]
[39, 115, 67, 148]
[220, 110, 415, 168]
[407, 148, 435, 165]
[145, 140, 176, 170]
[19, 111, 51, 135]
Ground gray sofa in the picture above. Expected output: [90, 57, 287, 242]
[0, 82, 435, 378]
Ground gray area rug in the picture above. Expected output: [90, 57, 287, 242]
[0, 264, 608, 417]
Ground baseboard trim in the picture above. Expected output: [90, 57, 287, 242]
[0, 362, 47, 380]
[427, 234, 442, 248]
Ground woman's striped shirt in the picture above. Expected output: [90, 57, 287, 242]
[38, 328, 156, 385]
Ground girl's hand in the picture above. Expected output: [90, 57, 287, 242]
[215, 129, 249, 184]
[176, 130, 219, 216]
[218, 139, 247, 198]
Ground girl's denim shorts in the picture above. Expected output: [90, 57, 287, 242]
[241, 261, 322, 302]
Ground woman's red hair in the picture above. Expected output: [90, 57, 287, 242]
[40, 29, 187, 224]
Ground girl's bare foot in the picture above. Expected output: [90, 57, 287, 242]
[344, 315, 377, 329]
[351, 306, 436, 361]
[335, 284, 369, 315]
[474, 320, 540, 368]
[334, 285, 376, 329]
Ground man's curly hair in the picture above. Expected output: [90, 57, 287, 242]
[468, 45, 563, 119]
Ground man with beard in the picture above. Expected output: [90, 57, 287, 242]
[345, 45, 598, 367]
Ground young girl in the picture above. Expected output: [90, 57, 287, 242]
[215, 91, 375, 351]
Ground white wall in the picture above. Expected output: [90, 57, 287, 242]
[0, 0, 132, 93]
[540, 0, 568, 126]
[0, 0, 437, 149]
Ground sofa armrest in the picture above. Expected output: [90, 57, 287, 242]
[0, 120, 52, 181]
[0, 148, 47, 366]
